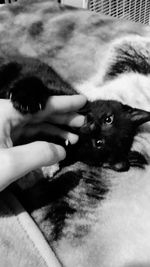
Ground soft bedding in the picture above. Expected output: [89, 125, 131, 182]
[1, 1, 150, 267]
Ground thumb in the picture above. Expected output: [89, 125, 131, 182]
[0, 141, 66, 191]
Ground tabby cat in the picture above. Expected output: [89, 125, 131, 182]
[2, 0, 150, 267]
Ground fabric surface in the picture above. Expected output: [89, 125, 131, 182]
[0, 189, 62, 267]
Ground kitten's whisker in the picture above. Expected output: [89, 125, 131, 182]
[9, 93, 12, 100]
[39, 103, 42, 110]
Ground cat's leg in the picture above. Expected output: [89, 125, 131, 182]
[0, 62, 21, 99]
[0, 60, 50, 114]
[103, 151, 147, 172]
[103, 160, 130, 172]
[9, 76, 50, 114]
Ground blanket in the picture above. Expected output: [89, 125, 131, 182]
[1, 1, 150, 267]
[0, 189, 61, 267]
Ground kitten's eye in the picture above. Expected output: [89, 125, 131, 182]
[104, 115, 114, 124]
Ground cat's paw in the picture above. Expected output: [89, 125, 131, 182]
[103, 160, 130, 172]
[128, 151, 147, 168]
[9, 76, 49, 114]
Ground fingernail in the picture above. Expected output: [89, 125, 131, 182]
[78, 95, 87, 104]
[77, 115, 86, 127]
[67, 133, 79, 144]
[69, 115, 86, 127]
[55, 145, 66, 161]
[83, 116, 88, 125]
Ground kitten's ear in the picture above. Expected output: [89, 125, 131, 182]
[124, 105, 150, 126]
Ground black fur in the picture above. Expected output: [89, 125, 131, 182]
[0, 55, 150, 171]
[62, 101, 149, 171]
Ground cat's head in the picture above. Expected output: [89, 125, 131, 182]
[74, 100, 150, 171]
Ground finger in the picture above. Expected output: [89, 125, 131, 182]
[12, 123, 79, 145]
[0, 100, 25, 126]
[43, 113, 85, 127]
[0, 100, 28, 147]
[43, 95, 87, 115]
[0, 141, 66, 191]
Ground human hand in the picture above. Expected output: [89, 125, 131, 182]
[0, 95, 87, 191]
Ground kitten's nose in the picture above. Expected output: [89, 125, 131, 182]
[92, 138, 105, 149]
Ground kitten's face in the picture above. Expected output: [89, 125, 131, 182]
[87, 101, 136, 154]
[72, 100, 150, 171]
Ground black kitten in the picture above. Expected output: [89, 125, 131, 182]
[0, 55, 150, 171]
[66, 100, 150, 171]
